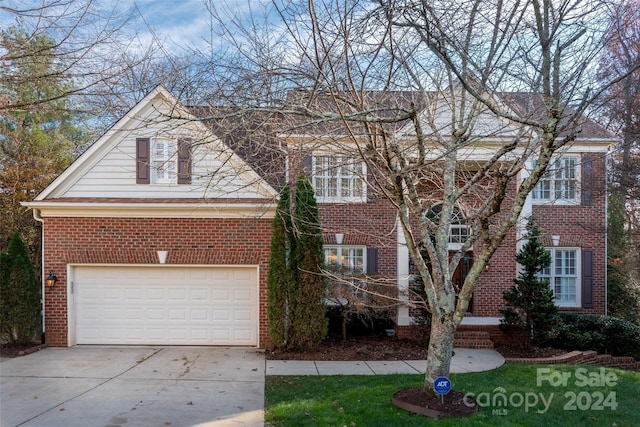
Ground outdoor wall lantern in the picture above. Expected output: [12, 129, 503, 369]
[45, 271, 58, 288]
[484, 262, 490, 272]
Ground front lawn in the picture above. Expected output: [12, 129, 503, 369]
[265, 364, 640, 426]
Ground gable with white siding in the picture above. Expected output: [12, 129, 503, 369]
[36, 86, 276, 202]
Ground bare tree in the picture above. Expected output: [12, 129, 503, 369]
[198, 0, 632, 395]
[597, 0, 640, 324]
[598, 0, 640, 225]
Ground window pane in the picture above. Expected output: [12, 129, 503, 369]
[324, 246, 365, 272]
[152, 140, 176, 182]
[312, 155, 366, 200]
[324, 248, 338, 266]
[548, 249, 578, 304]
[533, 157, 577, 202]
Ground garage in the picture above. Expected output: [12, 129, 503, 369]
[70, 265, 259, 346]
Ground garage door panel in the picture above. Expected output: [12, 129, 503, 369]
[191, 289, 208, 300]
[146, 288, 165, 299]
[234, 309, 252, 322]
[191, 309, 209, 321]
[74, 266, 258, 345]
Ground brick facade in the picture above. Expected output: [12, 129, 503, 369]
[42, 216, 273, 347]
[469, 153, 607, 316]
[318, 199, 398, 277]
[33, 87, 611, 348]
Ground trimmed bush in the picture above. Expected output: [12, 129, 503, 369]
[547, 313, 640, 359]
[0, 232, 41, 345]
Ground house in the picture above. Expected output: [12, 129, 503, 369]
[25, 86, 613, 347]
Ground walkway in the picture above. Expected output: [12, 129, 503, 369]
[266, 348, 505, 375]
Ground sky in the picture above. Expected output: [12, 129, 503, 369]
[0, 0, 262, 53]
[119, 0, 217, 51]
[116, 0, 261, 52]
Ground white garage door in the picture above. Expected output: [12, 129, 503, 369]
[73, 266, 258, 345]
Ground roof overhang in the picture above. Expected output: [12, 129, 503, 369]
[23, 200, 276, 219]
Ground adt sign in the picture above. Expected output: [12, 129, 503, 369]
[433, 377, 452, 395]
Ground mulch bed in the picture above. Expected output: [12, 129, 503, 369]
[392, 387, 477, 419]
[265, 335, 429, 361]
[0, 342, 47, 358]
[493, 343, 566, 359]
[265, 334, 567, 361]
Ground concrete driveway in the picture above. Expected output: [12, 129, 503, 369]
[0, 346, 264, 427]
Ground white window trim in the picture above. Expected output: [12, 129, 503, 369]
[539, 247, 581, 308]
[324, 245, 367, 273]
[532, 155, 581, 205]
[312, 155, 367, 203]
[151, 138, 177, 184]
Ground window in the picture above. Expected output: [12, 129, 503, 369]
[324, 246, 365, 273]
[136, 137, 191, 185]
[152, 139, 177, 183]
[313, 155, 366, 202]
[449, 224, 469, 245]
[538, 248, 580, 307]
[532, 157, 579, 203]
[427, 204, 470, 250]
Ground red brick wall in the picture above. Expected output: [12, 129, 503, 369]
[474, 153, 607, 316]
[532, 153, 607, 315]
[473, 227, 519, 316]
[318, 199, 398, 278]
[42, 216, 273, 347]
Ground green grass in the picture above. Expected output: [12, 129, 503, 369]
[265, 364, 640, 426]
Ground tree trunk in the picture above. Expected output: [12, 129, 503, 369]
[423, 314, 456, 392]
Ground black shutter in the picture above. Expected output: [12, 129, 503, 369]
[136, 138, 150, 184]
[302, 153, 313, 177]
[177, 138, 192, 184]
[581, 249, 593, 308]
[582, 158, 593, 206]
[366, 247, 378, 275]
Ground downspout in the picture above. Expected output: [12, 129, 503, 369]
[278, 140, 289, 184]
[32, 208, 46, 342]
[604, 152, 609, 316]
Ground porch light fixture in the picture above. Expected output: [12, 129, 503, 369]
[484, 262, 490, 272]
[45, 271, 58, 288]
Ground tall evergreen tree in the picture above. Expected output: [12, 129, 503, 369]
[267, 185, 294, 349]
[607, 195, 640, 324]
[500, 219, 558, 344]
[0, 232, 41, 345]
[1, 26, 89, 261]
[289, 175, 327, 350]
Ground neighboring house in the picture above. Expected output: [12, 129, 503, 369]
[25, 86, 613, 347]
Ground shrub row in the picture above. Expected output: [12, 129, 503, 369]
[546, 313, 640, 360]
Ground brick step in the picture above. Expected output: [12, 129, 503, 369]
[453, 339, 495, 349]
[454, 331, 492, 340]
[454, 331, 494, 349]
